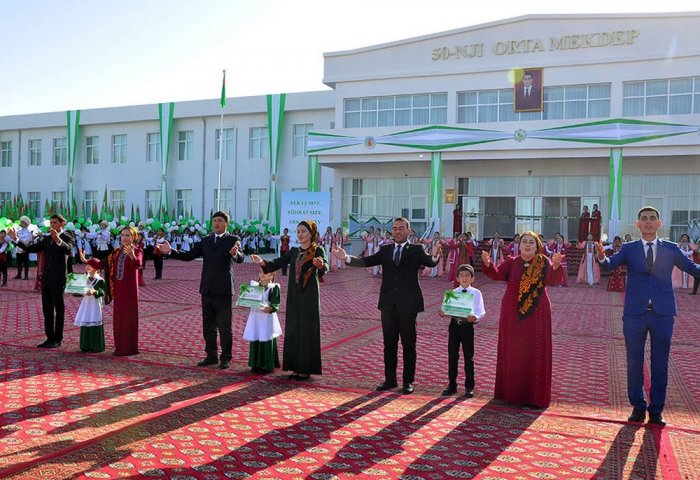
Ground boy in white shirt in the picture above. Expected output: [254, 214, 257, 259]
[438, 264, 485, 398]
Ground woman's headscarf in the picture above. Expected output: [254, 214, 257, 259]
[517, 231, 548, 320]
[296, 220, 320, 288]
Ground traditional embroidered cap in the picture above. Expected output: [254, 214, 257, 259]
[86, 259, 102, 270]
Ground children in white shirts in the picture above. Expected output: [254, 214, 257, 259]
[438, 264, 486, 398]
[243, 271, 282, 374]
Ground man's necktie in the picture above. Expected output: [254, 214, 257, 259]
[214, 236, 219, 245]
[462, 289, 467, 293]
[646, 242, 654, 272]
[394, 246, 402, 266]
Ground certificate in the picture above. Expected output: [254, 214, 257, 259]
[236, 283, 267, 308]
[441, 290, 474, 318]
[65, 273, 89, 296]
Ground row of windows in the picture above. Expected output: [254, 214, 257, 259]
[343, 76, 700, 128]
[0, 188, 272, 222]
[0, 124, 313, 168]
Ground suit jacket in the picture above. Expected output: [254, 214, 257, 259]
[602, 239, 700, 316]
[169, 232, 244, 296]
[515, 85, 542, 111]
[349, 243, 439, 314]
[17, 232, 75, 286]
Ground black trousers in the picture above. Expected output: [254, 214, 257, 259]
[153, 254, 163, 278]
[280, 250, 289, 275]
[447, 320, 475, 390]
[0, 260, 7, 284]
[143, 246, 153, 269]
[94, 247, 113, 261]
[16, 252, 29, 277]
[201, 294, 233, 362]
[693, 276, 699, 294]
[42, 282, 66, 343]
[380, 307, 417, 385]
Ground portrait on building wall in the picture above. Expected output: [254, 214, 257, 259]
[513, 67, 544, 112]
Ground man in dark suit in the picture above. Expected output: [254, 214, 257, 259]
[158, 211, 244, 369]
[597, 206, 700, 426]
[8, 214, 75, 348]
[333, 218, 442, 394]
[514, 71, 542, 111]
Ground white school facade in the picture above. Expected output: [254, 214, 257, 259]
[1, 12, 699, 241]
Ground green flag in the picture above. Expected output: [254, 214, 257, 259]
[220, 71, 226, 108]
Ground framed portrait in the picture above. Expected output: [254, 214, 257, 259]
[513, 67, 544, 112]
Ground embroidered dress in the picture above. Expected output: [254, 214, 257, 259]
[577, 241, 600, 285]
[606, 246, 626, 292]
[672, 243, 694, 289]
[243, 281, 282, 372]
[74, 274, 106, 352]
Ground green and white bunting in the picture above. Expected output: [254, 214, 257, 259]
[66, 110, 81, 214]
[266, 94, 286, 230]
[308, 155, 319, 192]
[158, 102, 174, 218]
[307, 118, 699, 154]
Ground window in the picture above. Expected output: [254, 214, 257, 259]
[27, 192, 41, 216]
[176, 189, 192, 217]
[112, 134, 127, 163]
[623, 77, 700, 116]
[344, 93, 448, 128]
[53, 138, 67, 166]
[457, 84, 611, 123]
[146, 132, 161, 162]
[85, 136, 99, 164]
[341, 178, 430, 235]
[293, 124, 312, 157]
[178, 130, 194, 161]
[249, 127, 269, 159]
[215, 128, 235, 161]
[248, 188, 268, 220]
[110, 190, 126, 213]
[52, 191, 67, 210]
[145, 189, 161, 217]
[214, 188, 234, 214]
[84, 190, 98, 215]
[0, 141, 11, 167]
[29, 139, 41, 166]
[0, 192, 11, 208]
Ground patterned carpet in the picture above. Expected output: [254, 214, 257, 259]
[1, 260, 699, 479]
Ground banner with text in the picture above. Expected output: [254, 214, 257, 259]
[280, 191, 331, 247]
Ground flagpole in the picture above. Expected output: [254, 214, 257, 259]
[217, 69, 226, 212]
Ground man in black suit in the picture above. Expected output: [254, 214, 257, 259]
[333, 218, 442, 394]
[157, 211, 244, 369]
[514, 71, 543, 112]
[8, 214, 75, 348]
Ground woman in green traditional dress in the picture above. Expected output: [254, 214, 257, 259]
[73, 260, 107, 353]
[251, 220, 328, 380]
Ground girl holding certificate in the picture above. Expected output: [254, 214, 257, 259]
[74, 260, 107, 353]
[481, 231, 563, 408]
[242, 271, 282, 374]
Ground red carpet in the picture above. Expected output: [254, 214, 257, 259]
[1, 261, 699, 478]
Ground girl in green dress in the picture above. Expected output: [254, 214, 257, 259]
[243, 271, 282, 373]
[73, 260, 107, 353]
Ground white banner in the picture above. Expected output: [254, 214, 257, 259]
[280, 191, 331, 247]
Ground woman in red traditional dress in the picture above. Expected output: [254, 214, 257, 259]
[453, 203, 462, 237]
[577, 233, 601, 286]
[446, 233, 471, 286]
[505, 234, 521, 258]
[589, 204, 602, 242]
[279, 228, 291, 276]
[487, 232, 505, 266]
[578, 206, 590, 243]
[82, 226, 142, 356]
[545, 233, 569, 287]
[482, 231, 563, 408]
[605, 236, 626, 292]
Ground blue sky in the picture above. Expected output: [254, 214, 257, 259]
[1, 0, 697, 116]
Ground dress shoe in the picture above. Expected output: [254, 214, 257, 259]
[197, 357, 218, 367]
[464, 389, 474, 398]
[628, 408, 646, 423]
[442, 385, 457, 396]
[648, 413, 666, 426]
[46, 342, 61, 348]
[12, 275, 21, 280]
[37, 340, 51, 348]
[219, 360, 230, 370]
[376, 381, 398, 391]
[402, 383, 415, 395]
[24, 276, 29, 280]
